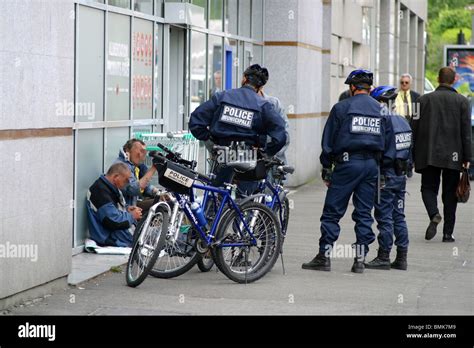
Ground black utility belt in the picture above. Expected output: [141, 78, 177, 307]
[335, 151, 381, 163]
[216, 139, 259, 148]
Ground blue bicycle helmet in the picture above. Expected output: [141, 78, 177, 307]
[344, 69, 373, 88]
[370, 85, 398, 102]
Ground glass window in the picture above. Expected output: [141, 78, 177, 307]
[154, 0, 164, 16]
[208, 35, 223, 97]
[107, 13, 130, 121]
[225, 0, 238, 35]
[209, 0, 223, 32]
[154, 24, 163, 120]
[132, 18, 153, 120]
[75, 129, 103, 247]
[226, 38, 239, 89]
[105, 127, 130, 169]
[191, 0, 208, 26]
[238, 0, 251, 38]
[252, 0, 264, 41]
[132, 126, 153, 138]
[241, 42, 253, 72]
[362, 7, 371, 46]
[77, 6, 104, 122]
[108, 0, 130, 9]
[190, 31, 207, 113]
[134, 0, 153, 14]
[252, 44, 263, 65]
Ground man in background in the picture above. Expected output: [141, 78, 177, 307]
[395, 73, 420, 122]
[411, 67, 471, 243]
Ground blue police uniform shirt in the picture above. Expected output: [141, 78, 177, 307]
[189, 85, 287, 156]
[390, 113, 412, 161]
[320, 93, 396, 168]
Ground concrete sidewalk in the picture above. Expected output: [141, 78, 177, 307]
[3, 174, 473, 315]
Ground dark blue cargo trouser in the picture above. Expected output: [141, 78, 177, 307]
[374, 169, 409, 252]
[319, 155, 378, 256]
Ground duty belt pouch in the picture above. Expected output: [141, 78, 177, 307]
[158, 161, 195, 194]
[394, 159, 408, 176]
[234, 159, 267, 181]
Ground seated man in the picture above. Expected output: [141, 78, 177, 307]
[115, 138, 160, 212]
[87, 163, 143, 247]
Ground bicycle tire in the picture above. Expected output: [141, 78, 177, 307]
[197, 251, 215, 272]
[212, 202, 282, 283]
[126, 207, 169, 287]
[149, 206, 232, 279]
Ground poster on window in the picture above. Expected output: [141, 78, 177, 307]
[132, 19, 153, 119]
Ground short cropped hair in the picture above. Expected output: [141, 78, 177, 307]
[438, 67, 456, 85]
[123, 138, 146, 152]
[106, 162, 130, 176]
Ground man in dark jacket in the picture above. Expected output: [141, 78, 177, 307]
[411, 67, 471, 242]
[87, 163, 143, 247]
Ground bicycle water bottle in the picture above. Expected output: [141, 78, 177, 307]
[265, 194, 273, 208]
[191, 202, 208, 228]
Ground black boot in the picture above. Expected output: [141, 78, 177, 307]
[442, 234, 455, 243]
[391, 249, 408, 270]
[365, 249, 391, 270]
[425, 213, 442, 240]
[302, 253, 331, 271]
[351, 257, 365, 273]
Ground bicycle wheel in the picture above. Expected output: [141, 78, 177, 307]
[197, 251, 215, 272]
[212, 202, 282, 283]
[150, 207, 232, 278]
[149, 221, 201, 279]
[126, 207, 169, 287]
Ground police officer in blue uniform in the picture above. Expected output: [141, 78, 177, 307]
[189, 64, 287, 188]
[302, 69, 396, 274]
[365, 86, 411, 271]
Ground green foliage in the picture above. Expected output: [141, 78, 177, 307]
[441, 28, 471, 43]
[426, 2, 472, 87]
[429, 8, 472, 35]
[428, 0, 472, 21]
[425, 70, 438, 87]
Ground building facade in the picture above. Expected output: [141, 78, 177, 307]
[0, 0, 426, 309]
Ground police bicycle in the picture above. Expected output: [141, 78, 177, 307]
[125, 144, 282, 286]
[147, 144, 219, 279]
[243, 157, 294, 273]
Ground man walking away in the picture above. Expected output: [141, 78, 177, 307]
[411, 67, 471, 242]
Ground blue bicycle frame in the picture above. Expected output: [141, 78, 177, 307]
[174, 183, 259, 249]
[256, 179, 287, 235]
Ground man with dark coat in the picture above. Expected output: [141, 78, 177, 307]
[411, 67, 471, 243]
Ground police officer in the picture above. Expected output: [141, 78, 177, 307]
[189, 64, 287, 188]
[302, 69, 396, 274]
[365, 86, 411, 271]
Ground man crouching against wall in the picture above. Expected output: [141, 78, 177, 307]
[115, 138, 161, 213]
[87, 163, 143, 247]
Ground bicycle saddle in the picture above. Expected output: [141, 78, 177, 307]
[226, 161, 257, 172]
